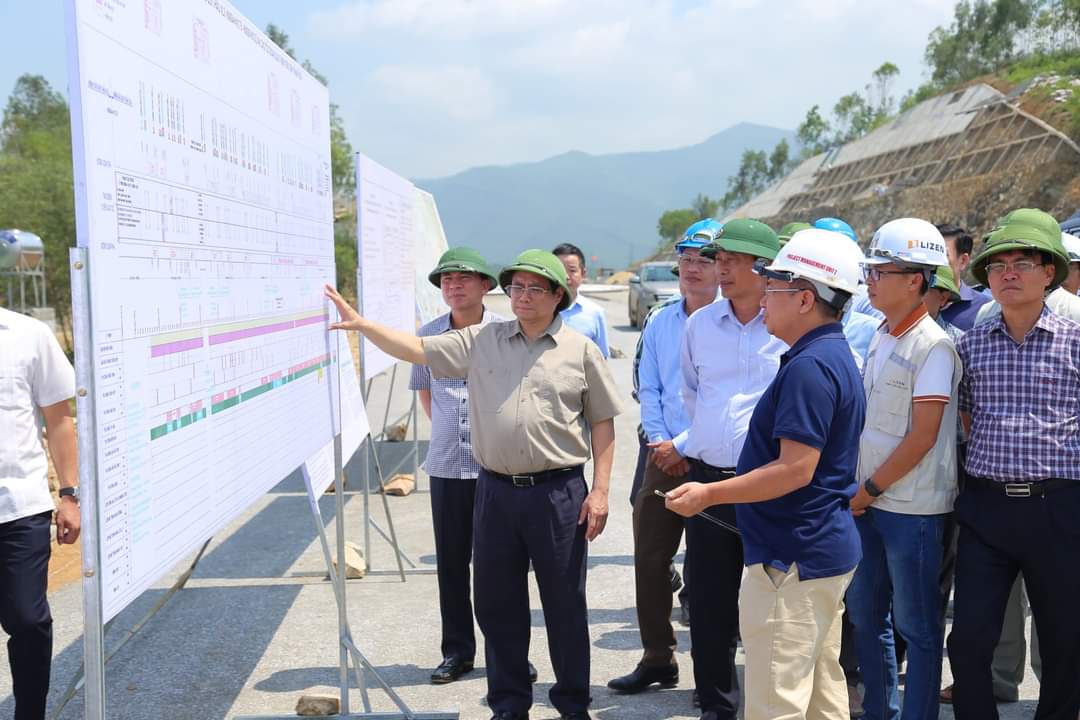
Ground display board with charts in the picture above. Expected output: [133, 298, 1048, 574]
[65, 0, 340, 622]
[356, 153, 417, 378]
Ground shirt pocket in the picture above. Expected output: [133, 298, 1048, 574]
[0, 365, 30, 463]
[537, 374, 584, 425]
[867, 382, 911, 438]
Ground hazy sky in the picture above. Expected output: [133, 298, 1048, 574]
[2, 0, 957, 179]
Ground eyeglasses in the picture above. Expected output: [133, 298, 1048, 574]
[865, 267, 919, 282]
[984, 260, 1043, 275]
[506, 284, 552, 298]
[678, 255, 716, 267]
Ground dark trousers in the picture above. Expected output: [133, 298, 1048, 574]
[430, 476, 477, 661]
[0, 511, 54, 720]
[947, 482, 1080, 720]
[631, 458, 685, 667]
[472, 468, 590, 715]
[685, 461, 742, 718]
[628, 427, 649, 506]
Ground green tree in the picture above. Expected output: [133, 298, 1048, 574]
[657, 208, 699, 245]
[768, 139, 794, 179]
[720, 149, 770, 211]
[870, 62, 901, 118]
[925, 0, 1037, 85]
[797, 105, 832, 157]
[0, 75, 76, 342]
[691, 193, 720, 220]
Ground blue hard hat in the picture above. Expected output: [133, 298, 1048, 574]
[676, 219, 723, 252]
[814, 217, 858, 243]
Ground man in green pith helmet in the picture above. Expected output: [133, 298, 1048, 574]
[946, 208, 1080, 720]
[325, 248, 622, 720]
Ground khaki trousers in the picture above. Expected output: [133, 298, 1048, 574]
[739, 563, 855, 720]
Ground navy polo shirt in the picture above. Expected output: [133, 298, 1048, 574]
[939, 282, 991, 331]
[735, 322, 865, 580]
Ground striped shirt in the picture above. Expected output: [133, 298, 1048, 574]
[409, 309, 503, 479]
[958, 305, 1080, 482]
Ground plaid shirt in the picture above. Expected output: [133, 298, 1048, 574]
[410, 309, 503, 479]
[958, 306, 1080, 482]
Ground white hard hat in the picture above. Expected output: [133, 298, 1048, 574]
[1062, 232, 1080, 262]
[864, 218, 949, 269]
[759, 228, 864, 309]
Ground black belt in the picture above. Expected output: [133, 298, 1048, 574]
[688, 458, 736, 480]
[967, 476, 1077, 498]
[487, 465, 582, 488]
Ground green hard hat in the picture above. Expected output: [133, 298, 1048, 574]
[427, 247, 499, 289]
[702, 218, 780, 261]
[930, 265, 961, 301]
[778, 221, 812, 246]
[970, 208, 1069, 289]
[498, 249, 572, 312]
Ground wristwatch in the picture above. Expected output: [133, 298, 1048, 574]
[59, 486, 80, 503]
[864, 478, 884, 498]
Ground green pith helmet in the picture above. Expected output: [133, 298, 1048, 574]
[701, 218, 780, 261]
[971, 208, 1069, 289]
[930, 265, 962, 301]
[778, 221, 812, 246]
[498, 249, 572, 312]
[427, 247, 499, 289]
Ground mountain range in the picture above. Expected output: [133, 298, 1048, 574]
[414, 122, 796, 269]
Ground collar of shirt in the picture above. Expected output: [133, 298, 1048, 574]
[781, 322, 847, 366]
[710, 298, 765, 329]
[432, 306, 499, 334]
[878, 303, 929, 338]
[987, 303, 1059, 344]
[504, 315, 564, 343]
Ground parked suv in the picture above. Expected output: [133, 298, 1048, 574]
[628, 261, 678, 328]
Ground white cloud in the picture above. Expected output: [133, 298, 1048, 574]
[370, 64, 498, 122]
[308, 0, 967, 177]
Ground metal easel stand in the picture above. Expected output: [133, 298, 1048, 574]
[357, 363, 421, 579]
[49, 538, 213, 719]
[235, 435, 456, 720]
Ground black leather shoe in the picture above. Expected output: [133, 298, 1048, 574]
[430, 656, 474, 684]
[607, 664, 678, 693]
[700, 712, 719, 720]
[528, 661, 538, 683]
[560, 713, 591, 719]
[490, 713, 528, 720]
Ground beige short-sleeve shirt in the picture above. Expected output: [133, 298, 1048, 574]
[423, 316, 622, 475]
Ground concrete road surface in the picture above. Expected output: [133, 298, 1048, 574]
[0, 288, 1042, 719]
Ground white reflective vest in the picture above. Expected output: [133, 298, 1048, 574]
[858, 315, 962, 515]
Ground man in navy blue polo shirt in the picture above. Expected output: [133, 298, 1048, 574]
[666, 229, 866, 720]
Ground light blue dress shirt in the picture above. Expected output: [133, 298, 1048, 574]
[678, 300, 787, 466]
[560, 294, 610, 357]
[638, 299, 692, 445]
[842, 307, 880, 372]
[851, 285, 885, 320]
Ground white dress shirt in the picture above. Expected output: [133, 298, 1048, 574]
[678, 300, 787, 467]
[0, 308, 76, 524]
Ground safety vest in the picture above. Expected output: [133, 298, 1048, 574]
[858, 314, 962, 515]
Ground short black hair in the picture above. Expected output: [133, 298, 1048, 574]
[552, 243, 586, 267]
[936, 223, 973, 256]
